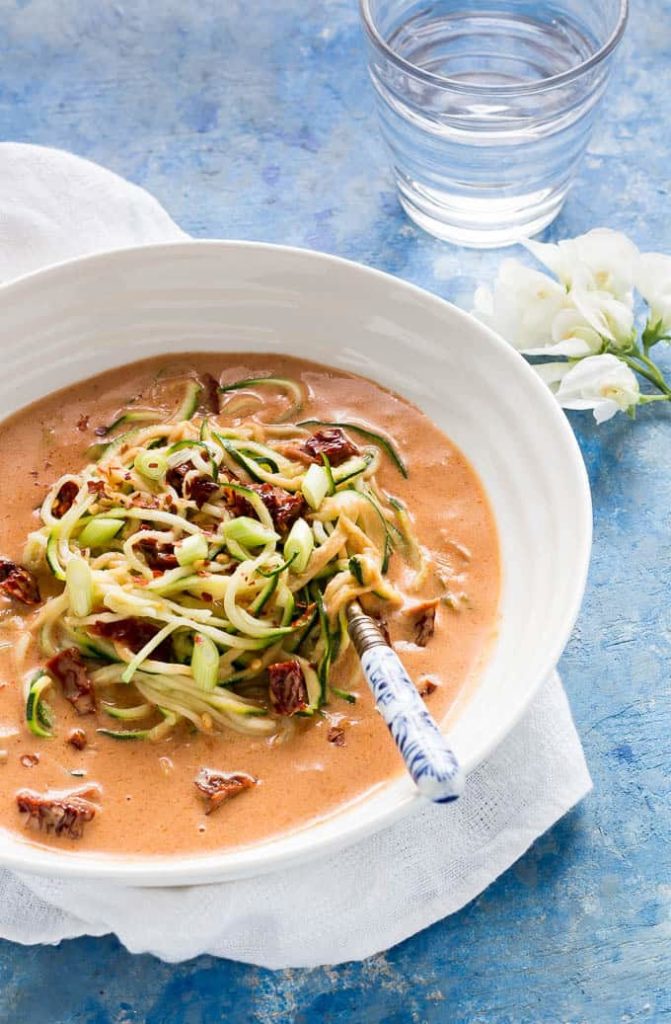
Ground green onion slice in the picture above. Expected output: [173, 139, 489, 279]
[223, 517, 278, 550]
[191, 633, 220, 689]
[302, 464, 330, 510]
[176, 533, 209, 566]
[66, 555, 94, 617]
[135, 449, 168, 481]
[77, 517, 124, 549]
[284, 518, 314, 573]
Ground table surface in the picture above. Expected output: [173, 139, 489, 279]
[0, 1, 669, 1021]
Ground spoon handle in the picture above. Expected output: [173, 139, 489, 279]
[347, 604, 464, 803]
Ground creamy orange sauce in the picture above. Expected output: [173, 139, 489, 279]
[0, 353, 499, 857]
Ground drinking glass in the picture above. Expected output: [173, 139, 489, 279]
[359, 0, 629, 248]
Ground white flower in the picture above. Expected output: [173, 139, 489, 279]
[547, 353, 640, 424]
[532, 361, 571, 390]
[636, 252, 671, 336]
[474, 233, 639, 357]
[473, 259, 569, 351]
[522, 308, 603, 358]
[472, 229, 671, 426]
[525, 228, 639, 301]
[570, 268, 635, 349]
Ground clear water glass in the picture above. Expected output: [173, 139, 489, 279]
[359, 0, 629, 248]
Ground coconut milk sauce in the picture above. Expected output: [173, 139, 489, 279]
[0, 354, 499, 856]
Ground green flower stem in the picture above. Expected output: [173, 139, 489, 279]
[642, 319, 671, 355]
[638, 394, 670, 404]
[617, 349, 671, 397]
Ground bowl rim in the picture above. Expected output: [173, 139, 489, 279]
[0, 239, 592, 884]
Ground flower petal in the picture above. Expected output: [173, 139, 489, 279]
[636, 252, 671, 334]
[472, 259, 569, 351]
[522, 338, 595, 357]
[592, 399, 621, 424]
[523, 238, 567, 281]
[526, 228, 639, 301]
[570, 283, 634, 346]
[554, 354, 639, 420]
[532, 362, 570, 391]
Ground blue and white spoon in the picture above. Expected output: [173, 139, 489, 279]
[346, 602, 464, 803]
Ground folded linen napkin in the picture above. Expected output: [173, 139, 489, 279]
[0, 143, 592, 968]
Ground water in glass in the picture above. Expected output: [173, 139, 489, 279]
[361, 0, 627, 247]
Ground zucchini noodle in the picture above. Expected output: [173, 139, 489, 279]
[20, 375, 426, 743]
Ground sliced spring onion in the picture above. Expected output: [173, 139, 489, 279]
[191, 633, 220, 689]
[321, 453, 336, 496]
[176, 533, 209, 566]
[219, 376, 304, 422]
[172, 380, 202, 422]
[302, 464, 330, 510]
[66, 555, 94, 617]
[283, 518, 314, 573]
[77, 517, 124, 549]
[135, 449, 168, 481]
[26, 672, 54, 738]
[223, 517, 278, 549]
[298, 419, 408, 478]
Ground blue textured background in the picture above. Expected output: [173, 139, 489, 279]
[0, 1, 670, 1021]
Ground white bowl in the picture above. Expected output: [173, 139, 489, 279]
[0, 241, 591, 885]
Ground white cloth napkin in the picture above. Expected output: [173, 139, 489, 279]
[0, 144, 592, 968]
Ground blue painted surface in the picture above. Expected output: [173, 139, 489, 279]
[0, 1, 670, 1020]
